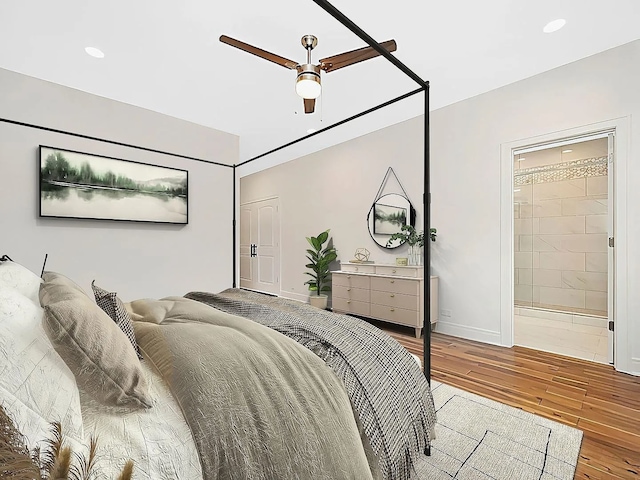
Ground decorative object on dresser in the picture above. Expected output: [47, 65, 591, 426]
[304, 229, 338, 310]
[387, 225, 437, 266]
[332, 262, 438, 338]
[351, 247, 372, 263]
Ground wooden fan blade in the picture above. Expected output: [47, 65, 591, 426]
[320, 40, 397, 73]
[220, 35, 298, 70]
[304, 98, 316, 114]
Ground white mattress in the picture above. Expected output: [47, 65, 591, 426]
[79, 360, 203, 479]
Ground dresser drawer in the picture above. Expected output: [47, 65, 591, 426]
[370, 290, 418, 311]
[370, 304, 420, 327]
[370, 276, 419, 296]
[332, 273, 370, 289]
[340, 263, 376, 274]
[333, 285, 370, 303]
[375, 266, 423, 278]
[333, 297, 370, 317]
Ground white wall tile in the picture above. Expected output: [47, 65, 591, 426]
[586, 253, 608, 273]
[515, 284, 533, 303]
[520, 235, 533, 252]
[533, 269, 562, 287]
[533, 199, 563, 218]
[518, 268, 533, 285]
[534, 178, 585, 200]
[585, 291, 608, 313]
[587, 176, 608, 196]
[514, 252, 534, 268]
[514, 218, 535, 235]
[538, 216, 586, 234]
[535, 234, 607, 253]
[539, 286, 586, 309]
[539, 252, 585, 271]
[585, 214, 608, 234]
[562, 198, 607, 215]
[562, 271, 608, 292]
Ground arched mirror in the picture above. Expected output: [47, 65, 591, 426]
[367, 193, 415, 249]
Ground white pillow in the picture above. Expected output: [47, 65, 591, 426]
[0, 287, 84, 451]
[0, 260, 42, 305]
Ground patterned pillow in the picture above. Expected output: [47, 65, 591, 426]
[91, 281, 142, 359]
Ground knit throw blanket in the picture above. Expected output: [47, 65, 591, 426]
[185, 288, 436, 480]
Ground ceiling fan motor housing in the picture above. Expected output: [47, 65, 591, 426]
[295, 64, 322, 99]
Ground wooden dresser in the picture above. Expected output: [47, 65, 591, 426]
[332, 262, 438, 338]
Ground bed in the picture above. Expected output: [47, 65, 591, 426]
[0, 259, 436, 479]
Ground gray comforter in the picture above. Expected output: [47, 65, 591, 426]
[185, 288, 436, 480]
[130, 296, 380, 480]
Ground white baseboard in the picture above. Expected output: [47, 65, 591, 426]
[279, 290, 309, 303]
[434, 321, 502, 346]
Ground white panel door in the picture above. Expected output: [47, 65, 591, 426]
[239, 198, 280, 295]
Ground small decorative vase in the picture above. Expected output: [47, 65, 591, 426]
[408, 245, 423, 266]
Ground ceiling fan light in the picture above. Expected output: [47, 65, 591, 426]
[296, 74, 321, 99]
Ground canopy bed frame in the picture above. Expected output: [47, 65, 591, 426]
[0, 2, 432, 384]
[232, 0, 432, 382]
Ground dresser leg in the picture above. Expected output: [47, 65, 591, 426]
[415, 327, 422, 339]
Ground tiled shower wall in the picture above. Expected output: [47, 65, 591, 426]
[514, 157, 608, 317]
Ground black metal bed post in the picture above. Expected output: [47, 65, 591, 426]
[424, 85, 430, 384]
[232, 165, 237, 288]
[312, 0, 431, 382]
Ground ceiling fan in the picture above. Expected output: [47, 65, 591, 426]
[219, 34, 397, 114]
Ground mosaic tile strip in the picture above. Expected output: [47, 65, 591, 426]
[514, 156, 608, 186]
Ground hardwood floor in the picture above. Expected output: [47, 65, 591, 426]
[380, 324, 640, 479]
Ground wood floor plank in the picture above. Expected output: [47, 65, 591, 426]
[378, 324, 640, 479]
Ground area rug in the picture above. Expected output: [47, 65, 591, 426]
[411, 381, 583, 479]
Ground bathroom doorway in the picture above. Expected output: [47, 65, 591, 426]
[512, 133, 614, 364]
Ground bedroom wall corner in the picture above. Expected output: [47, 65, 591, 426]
[0, 67, 239, 300]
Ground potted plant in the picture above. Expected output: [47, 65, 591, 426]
[304, 229, 338, 309]
[386, 225, 437, 265]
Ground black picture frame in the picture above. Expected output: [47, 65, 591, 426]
[373, 202, 408, 234]
[38, 146, 189, 224]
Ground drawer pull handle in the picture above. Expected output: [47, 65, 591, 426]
[347, 275, 351, 279]
[355, 267, 359, 271]
[390, 294, 395, 298]
[390, 280, 395, 284]
[392, 269, 397, 273]
[347, 288, 351, 292]
[347, 301, 351, 304]
[390, 308, 395, 312]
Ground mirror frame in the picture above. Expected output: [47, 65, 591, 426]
[366, 193, 416, 249]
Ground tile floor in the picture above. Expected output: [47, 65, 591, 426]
[514, 311, 610, 364]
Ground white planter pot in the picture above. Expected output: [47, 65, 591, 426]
[309, 294, 328, 309]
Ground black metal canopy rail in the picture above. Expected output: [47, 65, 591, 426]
[238, 0, 431, 382]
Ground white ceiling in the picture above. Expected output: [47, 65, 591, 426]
[1, 1, 639, 171]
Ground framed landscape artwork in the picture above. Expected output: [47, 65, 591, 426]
[373, 202, 407, 234]
[39, 146, 188, 224]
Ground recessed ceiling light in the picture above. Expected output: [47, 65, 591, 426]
[514, 189, 521, 193]
[562, 149, 573, 153]
[307, 128, 317, 134]
[85, 47, 105, 58]
[543, 19, 566, 34]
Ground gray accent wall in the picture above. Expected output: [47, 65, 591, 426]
[0, 67, 238, 300]
[240, 40, 640, 375]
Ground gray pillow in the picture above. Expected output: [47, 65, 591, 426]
[91, 281, 142, 359]
[40, 273, 151, 409]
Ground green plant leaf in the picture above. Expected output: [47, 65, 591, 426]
[311, 236, 321, 251]
[317, 230, 329, 245]
[320, 286, 331, 292]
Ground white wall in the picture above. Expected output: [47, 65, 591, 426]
[0, 68, 238, 300]
[240, 115, 425, 302]
[240, 40, 640, 375]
